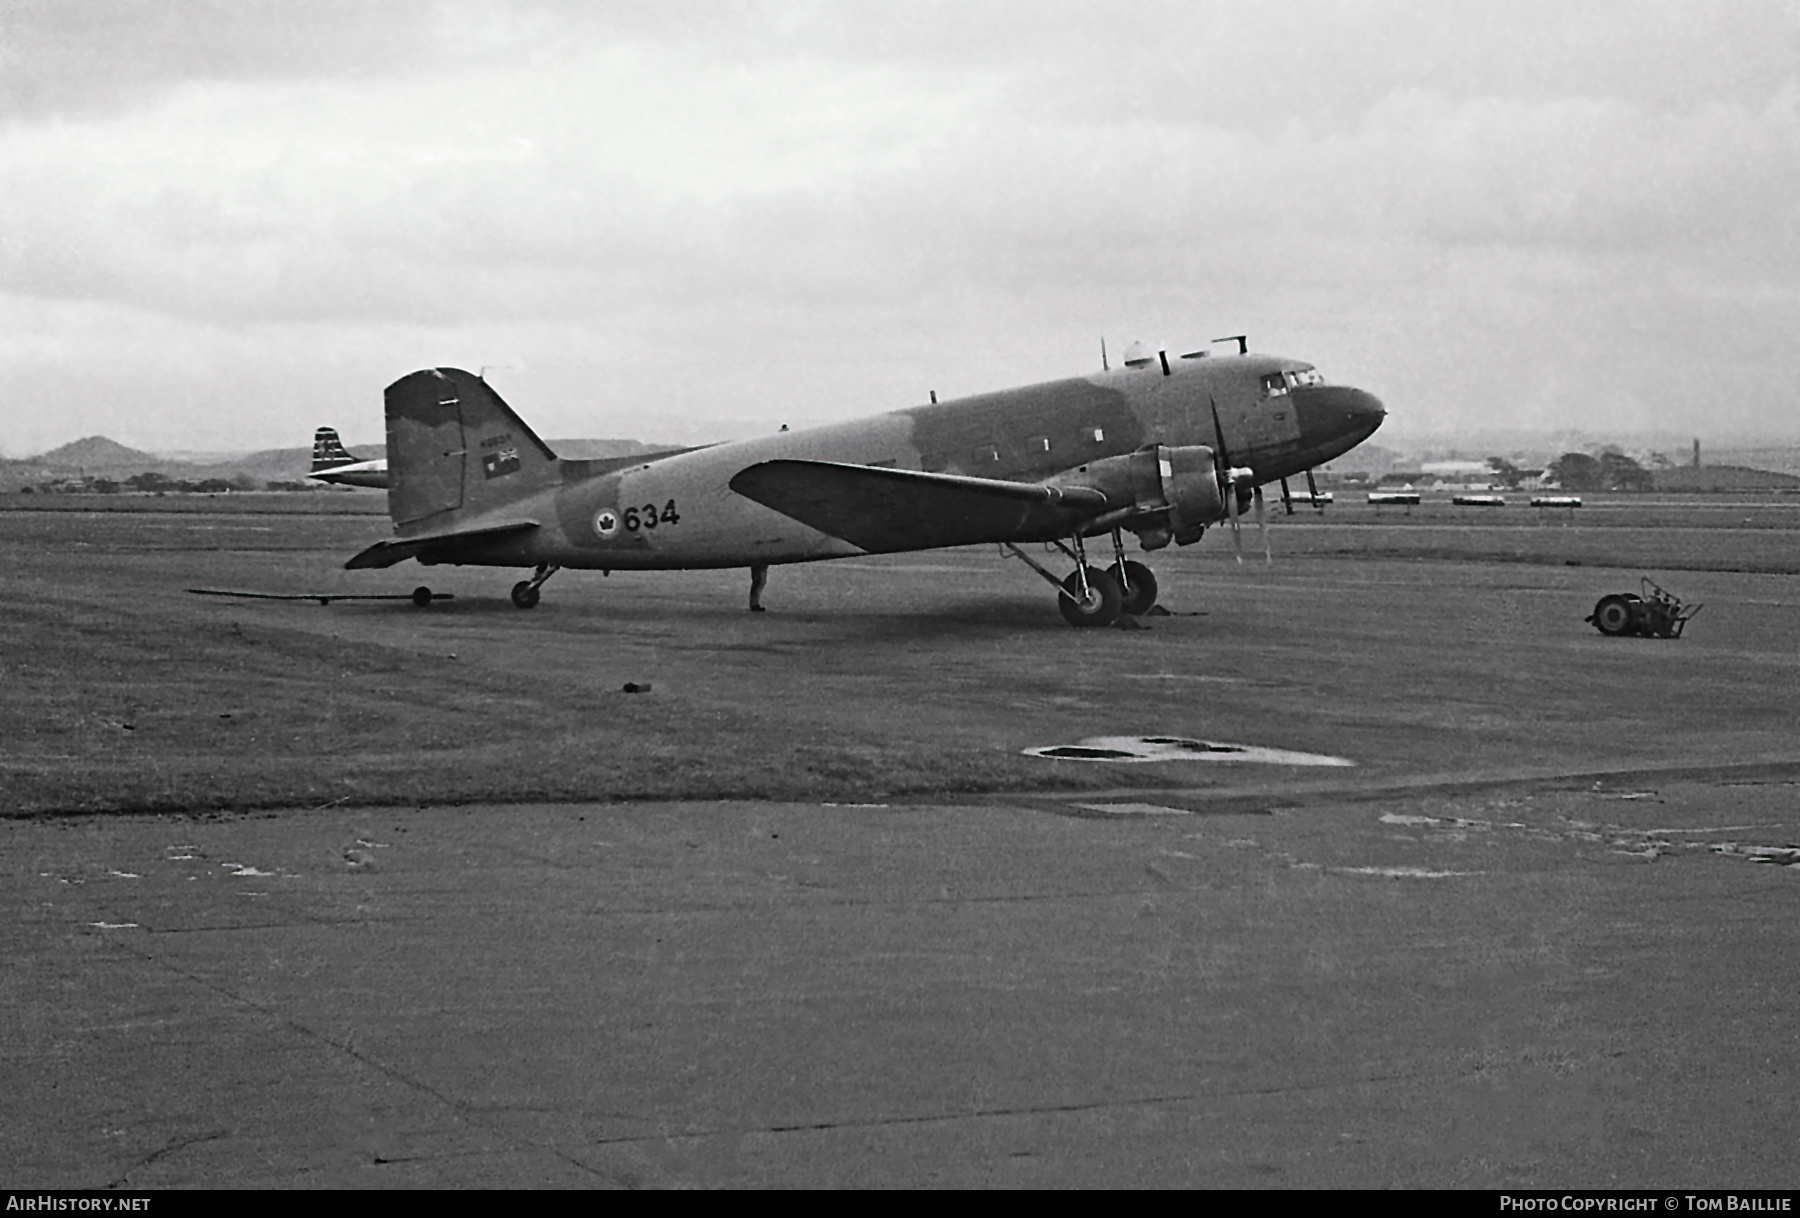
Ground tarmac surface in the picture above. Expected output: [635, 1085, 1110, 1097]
[4, 497, 1798, 1187]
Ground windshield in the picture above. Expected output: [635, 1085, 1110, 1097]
[1262, 367, 1325, 396]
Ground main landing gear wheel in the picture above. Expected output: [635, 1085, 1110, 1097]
[1059, 567, 1122, 628]
[1107, 561, 1158, 617]
[1591, 593, 1639, 636]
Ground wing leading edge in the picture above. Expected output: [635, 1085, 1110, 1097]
[728, 460, 1109, 553]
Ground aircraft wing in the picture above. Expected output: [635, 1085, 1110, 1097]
[344, 520, 539, 569]
[728, 460, 1109, 553]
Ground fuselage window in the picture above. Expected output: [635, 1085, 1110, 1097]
[1088, 427, 1105, 443]
[1028, 435, 1051, 453]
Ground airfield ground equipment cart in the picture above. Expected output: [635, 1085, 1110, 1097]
[1586, 577, 1702, 638]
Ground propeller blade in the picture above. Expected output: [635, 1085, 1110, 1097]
[1212, 396, 1245, 563]
[1210, 397, 1233, 469]
[1255, 484, 1271, 563]
[1226, 472, 1242, 563]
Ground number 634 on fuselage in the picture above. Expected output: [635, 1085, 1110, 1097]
[345, 341, 1385, 626]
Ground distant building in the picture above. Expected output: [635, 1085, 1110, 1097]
[1419, 461, 1492, 479]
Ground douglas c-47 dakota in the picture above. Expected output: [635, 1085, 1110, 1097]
[344, 337, 1386, 626]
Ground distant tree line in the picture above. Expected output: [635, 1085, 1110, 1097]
[1485, 457, 1529, 489]
[21, 471, 318, 494]
[1544, 451, 1652, 492]
[124, 472, 257, 494]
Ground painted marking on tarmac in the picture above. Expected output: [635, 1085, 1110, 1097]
[1336, 866, 1483, 879]
[1073, 802, 1195, 816]
[1116, 673, 1250, 684]
[1024, 735, 1353, 766]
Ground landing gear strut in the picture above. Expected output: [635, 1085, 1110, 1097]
[510, 563, 560, 609]
[1006, 529, 1156, 628]
[1058, 564, 1121, 627]
[1105, 528, 1158, 617]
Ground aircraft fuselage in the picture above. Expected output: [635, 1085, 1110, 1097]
[397, 351, 1383, 572]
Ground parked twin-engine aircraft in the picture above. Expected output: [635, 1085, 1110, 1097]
[307, 427, 389, 488]
[343, 339, 1385, 626]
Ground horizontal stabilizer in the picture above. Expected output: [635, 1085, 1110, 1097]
[344, 520, 539, 569]
[729, 460, 1108, 553]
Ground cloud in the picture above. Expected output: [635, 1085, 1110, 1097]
[1, 1, 1796, 455]
[0, 0, 441, 120]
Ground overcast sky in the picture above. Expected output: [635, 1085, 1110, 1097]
[2, 0, 1795, 456]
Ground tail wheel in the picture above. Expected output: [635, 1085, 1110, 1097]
[1059, 567, 1122, 628]
[1107, 561, 1158, 617]
[1591, 594, 1638, 636]
[511, 581, 541, 609]
[411, 586, 433, 608]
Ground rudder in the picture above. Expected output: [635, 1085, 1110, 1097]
[311, 427, 359, 472]
[384, 368, 558, 529]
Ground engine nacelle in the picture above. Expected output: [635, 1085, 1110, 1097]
[1049, 445, 1225, 549]
[1159, 445, 1227, 545]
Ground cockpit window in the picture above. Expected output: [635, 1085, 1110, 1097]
[1261, 373, 1288, 397]
[1285, 369, 1325, 389]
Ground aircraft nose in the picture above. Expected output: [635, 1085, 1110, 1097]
[1292, 384, 1386, 450]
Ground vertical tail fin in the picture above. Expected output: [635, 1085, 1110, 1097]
[311, 427, 359, 472]
[384, 368, 559, 530]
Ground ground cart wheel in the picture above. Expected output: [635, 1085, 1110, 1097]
[1591, 594, 1639, 636]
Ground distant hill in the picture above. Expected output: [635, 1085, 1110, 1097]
[1702, 446, 1800, 477]
[35, 436, 160, 468]
[1654, 465, 1800, 493]
[551, 438, 667, 460]
[1, 434, 675, 493]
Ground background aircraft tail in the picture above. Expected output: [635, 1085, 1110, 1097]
[311, 427, 360, 472]
[384, 368, 559, 529]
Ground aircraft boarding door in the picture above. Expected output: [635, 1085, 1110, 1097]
[385, 371, 467, 526]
